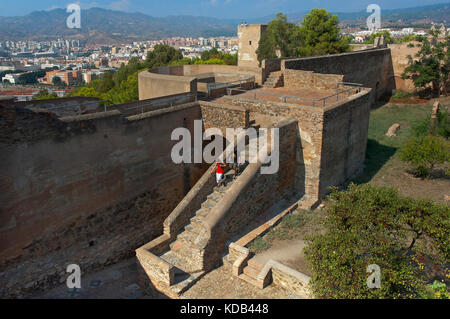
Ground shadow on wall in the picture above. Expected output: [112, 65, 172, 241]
[294, 129, 306, 198]
[379, 50, 396, 101]
[136, 262, 171, 299]
[370, 100, 390, 111]
[354, 139, 397, 184]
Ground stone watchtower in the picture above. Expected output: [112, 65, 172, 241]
[237, 24, 267, 68]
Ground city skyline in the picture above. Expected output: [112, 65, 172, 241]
[0, 0, 449, 19]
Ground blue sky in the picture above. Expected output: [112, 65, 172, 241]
[0, 0, 448, 19]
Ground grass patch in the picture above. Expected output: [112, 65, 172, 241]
[368, 103, 433, 148]
[247, 211, 310, 254]
[248, 237, 271, 254]
[392, 91, 410, 99]
[282, 213, 304, 229]
[356, 102, 435, 182]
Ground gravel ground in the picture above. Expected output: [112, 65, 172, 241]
[26, 257, 298, 299]
[181, 264, 301, 299]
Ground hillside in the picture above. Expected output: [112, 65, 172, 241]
[0, 8, 237, 43]
[0, 3, 449, 42]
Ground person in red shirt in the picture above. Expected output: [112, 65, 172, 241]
[215, 162, 226, 187]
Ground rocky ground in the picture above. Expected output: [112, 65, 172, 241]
[181, 264, 298, 299]
[27, 256, 296, 299]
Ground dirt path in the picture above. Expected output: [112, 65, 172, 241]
[181, 264, 299, 299]
[25, 258, 154, 299]
[252, 239, 312, 276]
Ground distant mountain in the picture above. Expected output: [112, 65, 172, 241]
[0, 8, 237, 43]
[0, 3, 449, 43]
[333, 3, 450, 27]
[225, 3, 450, 26]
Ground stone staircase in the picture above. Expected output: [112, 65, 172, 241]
[156, 168, 248, 295]
[264, 71, 284, 88]
[239, 257, 265, 288]
[137, 119, 269, 297]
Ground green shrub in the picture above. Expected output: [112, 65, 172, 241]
[412, 117, 432, 137]
[428, 281, 450, 299]
[282, 214, 305, 229]
[400, 135, 450, 178]
[304, 184, 449, 299]
[435, 109, 450, 138]
[412, 109, 449, 138]
[248, 237, 271, 254]
[392, 91, 410, 99]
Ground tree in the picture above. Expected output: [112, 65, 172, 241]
[103, 70, 141, 104]
[364, 30, 395, 44]
[145, 44, 183, 69]
[223, 53, 238, 65]
[400, 135, 449, 178]
[115, 57, 143, 86]
[170, 57, 194, 66]
[52, 76, 63, 86]
[402, 30, 450, 97]
[201, 48, 222, 61]
[304, 183, 449, 299]
[297, 9, 351, 57]
[194, 58, 226, 65]
[17, 70, 47, 85]
[92, 71, 115, 94]
[256, 13, 297, 62]
[33, 89, 57, 100]
[69, 87, 101, 98]
[400, 34, 420, 43]
[256, 10, 350, 63]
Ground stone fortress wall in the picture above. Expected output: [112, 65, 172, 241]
[0, 23, 397, 298]
[139, 64, 262, 100]
[0, 97, 208, 297]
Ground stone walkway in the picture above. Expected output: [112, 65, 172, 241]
[26, 258, 152, 299]
[181, 264, 299, 299]
[26, 256, 297, 299]
[220, 87, 355, 107]
[252, 239, 312, 277]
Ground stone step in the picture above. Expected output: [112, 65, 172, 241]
[201, 199, 216, 210]
[243, 265, 261, 279]
[179, 233, 208, 249]
[160, 249, 202, 275]
[190, 215, 205, 226]
[170, 238, 204, 260]
[178, 226, 209, 246]
[207, 192, 222, 203]
[196, 208, 209, 218]
[247, 258, 264, 272]
[184, 224, 202, 235]
[170, 270, 205, 296]
[169, 239, 185, 253]
[238, 273, 263, 289]
[177, 229, 198, 243]
[160, 250, 189, 271]
[213, 185, 228, 194]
